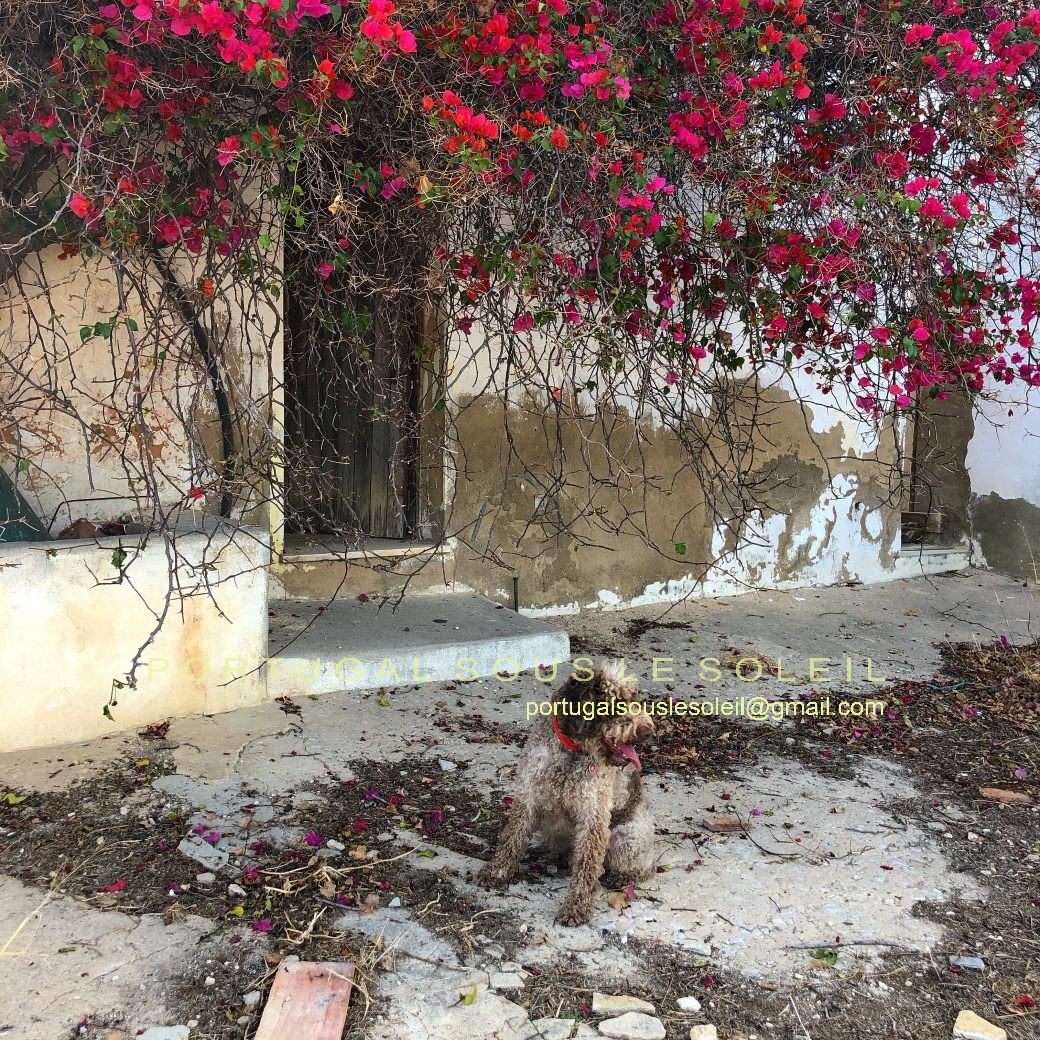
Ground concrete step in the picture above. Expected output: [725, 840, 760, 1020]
[266, 593, 570, 698]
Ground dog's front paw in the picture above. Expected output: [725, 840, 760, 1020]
[554, 899, 593, 927]
[476, 865, 511, 888]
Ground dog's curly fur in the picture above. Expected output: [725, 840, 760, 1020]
[477, 664, 656, 926]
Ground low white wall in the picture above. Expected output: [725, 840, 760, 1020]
[0, 527, 269, 752]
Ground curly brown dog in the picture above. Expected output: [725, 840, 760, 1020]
[477, 663, 656, 926]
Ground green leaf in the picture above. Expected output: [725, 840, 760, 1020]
[3, 793, 27, 805]
[674, 542, 687, 555]
[704, 211, 721, 232]
[810, 947, 838, 966]
[111, 547, 128, 570]
[17, 458, 29, 474]
[80, 326, 93, 342]
[461, 986, 478, 1005]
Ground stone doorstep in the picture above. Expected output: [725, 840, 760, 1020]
[267, 593, 570, 698]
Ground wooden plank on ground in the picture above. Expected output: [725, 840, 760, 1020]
[254, 960, 355, 1040]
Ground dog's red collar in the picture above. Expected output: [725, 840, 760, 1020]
[552, 716, 581, 753]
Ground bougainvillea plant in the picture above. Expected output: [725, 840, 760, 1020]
[2, 0, 1040, 530]
[5, 0, 1039, 399]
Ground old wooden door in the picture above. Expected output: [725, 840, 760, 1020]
[284, 285, 421, 540]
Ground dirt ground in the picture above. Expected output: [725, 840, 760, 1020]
[0, 569, 1038, 1040]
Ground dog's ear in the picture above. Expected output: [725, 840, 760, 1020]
[554, 671, 605, 742]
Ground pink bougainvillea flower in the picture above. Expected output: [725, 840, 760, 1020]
[304, 831, 323, 847]
[294, 0, 330, 16]
[317, 261, 334, 280]
[216, 135, 241, 167]
[513, 313, 534, 332]
[251, 918, 273, 932]
[69, 193, 94, 218]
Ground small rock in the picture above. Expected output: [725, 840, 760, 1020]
[327, 839, 346, 852]
[227, 883, 247, 898]
[388, 897, 402, 908]
[949, 956, 986, 972]
[521, 1019, 576, 1040]
[684, 941, 712, 957]
[703, 817, 743, 833]
[688, 1028, 718, 1040]
[677, 997, 702, 1013]
[978, 787, 1032, 805]
[597, 1012, 666, 1040]
[377, 832, 393, 841]
[195, 872, 216, 885]
[243, 991, 261, 1007]
[499, 961, 524, 973]
[489, 972, 525, 992]
[204, 976, 216, 987]
[953, 1010, 1006, 1040]
[177, 836, 229, 872]
[439, 759, 458, 772]
[592, 994, 655, 1015]
[138, 1029, 190, 1040]
[237, 1017, 250, 1027]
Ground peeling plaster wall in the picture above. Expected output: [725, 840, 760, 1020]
[0, 239, 281, 536]
[441, 321, 926, 613]
[966, 392, 1040, 582]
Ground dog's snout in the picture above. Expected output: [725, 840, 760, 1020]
[634, 713, 655, 740]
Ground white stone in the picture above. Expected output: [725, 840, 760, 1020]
[677, 997, 702, 1013]
[227, 883, 246, 898]
[489, 972, 525, 992]
[327, 839, 346, 851]
[952, 1010, 1006, 1040]
[597, 1012, 666, 1040]
[195, 872, 216, 885]
[204, 976, 216, 987]
[138, 1029, 190, 1040]
[439, 759, 458, 772]
[520, 1019, 577, 1040]
[242, 991, 261, 1007]
[689, 1027, 719, 1040]
[592, 994, 655, 1015]
[388, 896, 402, 908]
[684, 941, 712, 957]
[177, 836, 229, 872]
